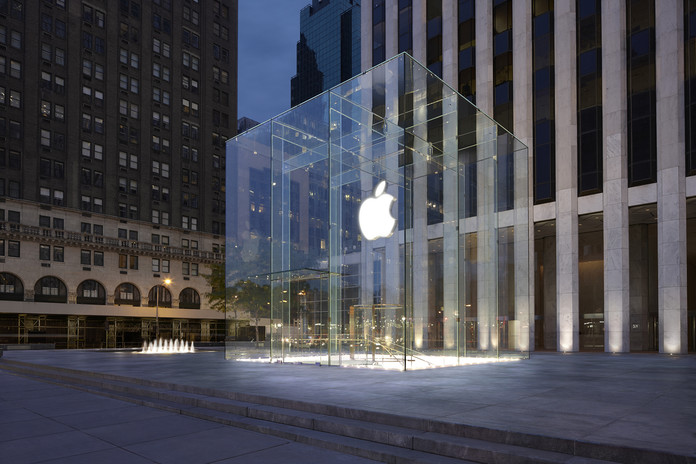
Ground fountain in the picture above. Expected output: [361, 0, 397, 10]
[141, 338, 195, 354]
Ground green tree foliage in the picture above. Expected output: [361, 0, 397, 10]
[203, 264, 270, 342]
[233, 279, 270, 344]
[202, 263, 228, 312]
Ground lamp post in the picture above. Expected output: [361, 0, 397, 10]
[155, 278, 171, 340]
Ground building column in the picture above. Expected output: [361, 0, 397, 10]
[543, 235, 558, 349]
[656, 0, 688, 354]
[473, 0, 495, 353]
[385, 0, 399, 60]
[442, 0, 458, 88]
[555, 0, 580, 352]
[513, 0, 534, 352]
[442, 92, 459, 350]
[602, 0, 630, 353]
[412, 0, 427, 65]
[475, 0, 493, 114]
[360, 0, 373, 72]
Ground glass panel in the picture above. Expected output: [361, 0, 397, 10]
[226, 54, 529, 369]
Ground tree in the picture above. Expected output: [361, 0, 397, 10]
[203, 263, 249, 340]
[233, 279, 270, 346]
[203, 263, 227, 312]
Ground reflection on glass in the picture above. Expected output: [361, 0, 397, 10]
[225, 54, 530, 369]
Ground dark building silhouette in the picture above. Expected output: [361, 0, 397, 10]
[290, 0, 360, 107]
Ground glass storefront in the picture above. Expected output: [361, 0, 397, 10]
[226, 54, 530, 369]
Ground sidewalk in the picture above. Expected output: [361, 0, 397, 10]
[0, 367, 377, 463]
[2, 349, 695, 460]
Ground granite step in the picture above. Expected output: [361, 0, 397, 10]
[0, 359, 667, 464]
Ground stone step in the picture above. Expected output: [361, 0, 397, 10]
[0, 359, 664, 464]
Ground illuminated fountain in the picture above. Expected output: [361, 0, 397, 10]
[141, 339, 195, 354]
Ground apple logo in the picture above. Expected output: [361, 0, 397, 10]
[359, 180, 397, 241]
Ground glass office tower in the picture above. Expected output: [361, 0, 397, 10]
[227, 54, 529, 369]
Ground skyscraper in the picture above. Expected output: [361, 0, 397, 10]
[0, 0, 237, 347]
[362, 0, 696, 354]
[291, 0, 361, 107]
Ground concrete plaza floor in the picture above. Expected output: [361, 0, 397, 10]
[1, 349, 694, 461]
[0, 365, 377, 463]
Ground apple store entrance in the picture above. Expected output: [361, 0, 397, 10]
[226, 54, 530, 370]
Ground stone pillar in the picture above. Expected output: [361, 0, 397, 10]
[477, 125, 498, 351]
[543, 235, 558, 349]
[442, 0, 458, 88]
[513, 0, 534, 352]
[602, 0, 630, 353]
[475, 0, 493, 114]
[555, 0, 580, 352]
[442, 92, 459, 349]
[412, 0, 427, 65]
[411, 59, 430, 350]
[361, 0, 372, 72]
[473, 0, 494, 353]
[385, 0, 399, 60]
[656, 0, 688, 354]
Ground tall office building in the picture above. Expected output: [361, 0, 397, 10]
[291, 0, 361, 107]
[363, 0, 696, 354]
[0, 0, 236, 348]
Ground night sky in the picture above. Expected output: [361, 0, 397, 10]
[237, 0, 310, 125]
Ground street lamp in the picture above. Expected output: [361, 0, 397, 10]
[155, 278, 172, 340]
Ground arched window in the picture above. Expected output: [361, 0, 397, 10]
[148, 285, 172, 307]
[0, 272, 24, 301]
[179, 288, 200, 309]
[76, 280, 106, 305]
[34, 276, 67, 303]
[115, 283, 141, 306]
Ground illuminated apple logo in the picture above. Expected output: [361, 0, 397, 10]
[359, 180, 396, 241]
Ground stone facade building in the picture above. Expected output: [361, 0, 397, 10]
[363, 0, 696, 353]
[0, 0, 237, 347]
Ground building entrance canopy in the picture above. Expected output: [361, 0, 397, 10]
[226, 54, 530, 369]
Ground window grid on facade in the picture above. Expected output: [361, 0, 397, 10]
[372, 0, 386, 66]
[685, 0, 696, 175]
[493, 0, 513, 132]
[577, 0, 603, 195]
[458, 0, 475, 102]
[426, 0, 443, 77]
[532, 0, 555, 204]
[627, 0, 657, 186]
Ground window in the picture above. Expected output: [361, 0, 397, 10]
[40, 245, 51, 261]
[39, 188, 50, 203]
[10, 60, 21, 79]
[41, 100, 51, 118]
[42, 43, 52, 61]
[55, 48, 65, 66]
[54, 246, 64, 262]
[94, 251, 103, 266]
[42, 14, 53, 33]
[152, 258, 160, 272]
[41, 130, 51, 147]
[56, 20, 66, 38]
[81, 250, 91, 265]
[8, 240, 19, 257]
